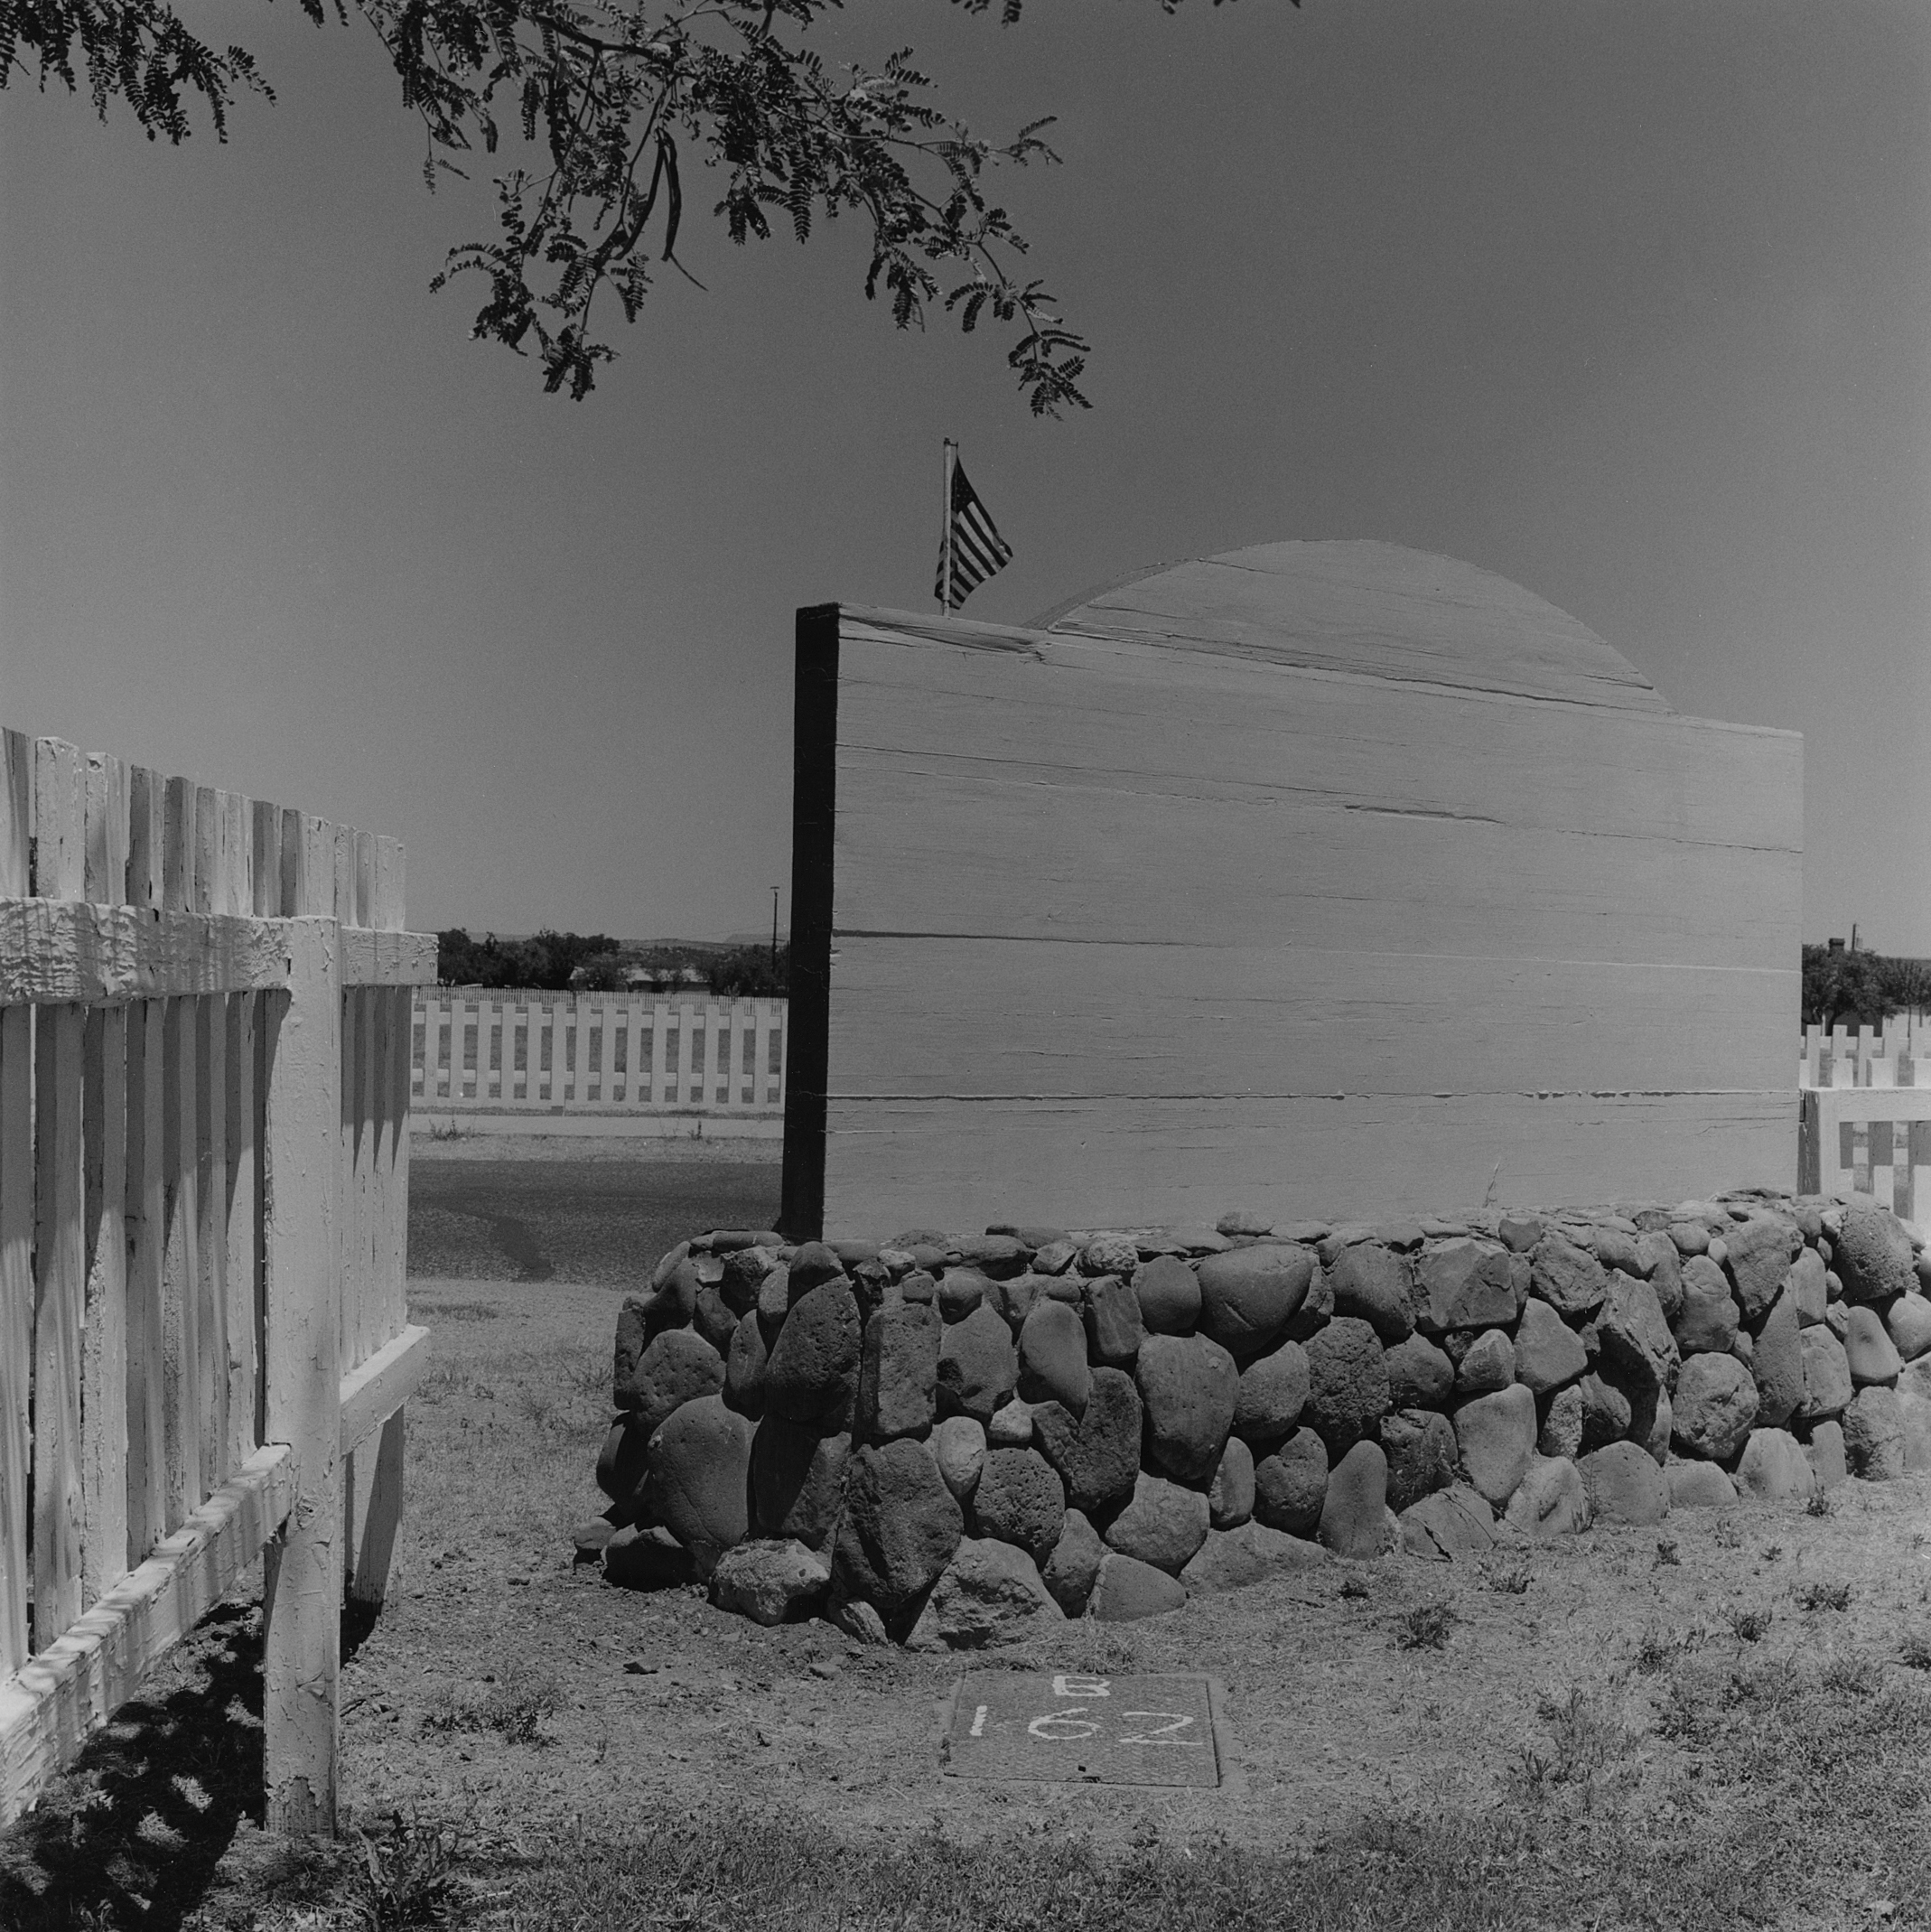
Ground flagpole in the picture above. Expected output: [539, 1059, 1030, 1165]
[940, 438, 956, 616]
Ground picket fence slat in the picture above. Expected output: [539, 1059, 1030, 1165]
[197, 990, 231, 1494]
[0, 1007, 31, 1675]
[33, 1003, 86, 1647]
[125, 999, 167, 1568]
[2, 714, 437, 1837]
[0, 732, 29, 897]
[0, 1443, 295, 1824]
[79, 1006, 129, 1606]
[226, 992, 261, 1469]
[410, 989, 788, 1124]
[262, 917, 342, 1834]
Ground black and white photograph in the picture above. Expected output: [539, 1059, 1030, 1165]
[1, 1, 1927, 1924]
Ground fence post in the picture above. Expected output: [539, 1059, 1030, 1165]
[261, 915, 342, 1834]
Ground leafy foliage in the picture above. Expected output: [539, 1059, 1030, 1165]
[435, 928, 787, 992]
[0, 0, 1264, 408]
[1800, 943, 1931, 1031]
[437, 925, 619, 988]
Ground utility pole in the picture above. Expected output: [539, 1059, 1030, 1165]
[771, 886, 780, 973]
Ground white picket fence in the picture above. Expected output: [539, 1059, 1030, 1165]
[0, 723, 437, 1836]
[412, 991, 786, 1117]
[1797, 1016, 1931, 1091]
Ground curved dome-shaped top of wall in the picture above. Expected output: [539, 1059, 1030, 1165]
[1034, 539, 1670, 714]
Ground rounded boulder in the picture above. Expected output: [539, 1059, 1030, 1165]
[1451, 1383, 1537, 1507]
[1833, 1206, 1917, 1305]
[1087, 1553, 1188, 1622]
[1197, 1243, 1317, 1357]
[1842, 1386, 1908, 1479]
[1083, 1274, 1146, 1368]
[750, 1415, 851, 1546]
[764, 1277, 863, 1428]
[1233, 1339, 1311, 1445]
[831, 1438, 966, 1615]
[1017, 1300, 1091, 1414]
[1318, 1441, 1392, 1559]
[1843, 1304, 1902, 1387]
[1799, 1327, 1854, 1421]
[1040, 1507, 1107, 1615]
[1103, 1470, 1211, 1575]
[1324, 1242, 1416, 1344]
[1131, 1255, 1202, 1336]
[1031, 1366, 1143, 1517]
[1579, 1441, 1668, 1526]
[936, 1302, 1019, 1425]
[1304, 1317, 1391, 1451]
[1502, 1455, 1591, 1537]
[971, 1446, 1067, 1564]
[1385, 1333, 1455, 1410]
[1671, 1352, 1758, 1462]
[1208, 1436, 1256, 1529]
[1253, 1426, 1328, 1535]
[1733, 1427, 1820, 1504]
[1381, 1406, 1458, 1513]
[1134, 1332, 1240, 1482]
[930, 1414, 988, 1505]
[639, 1394, 754, 1576]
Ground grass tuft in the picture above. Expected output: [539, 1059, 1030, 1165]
[420, 1675, 564, 1747]
[1394, 1602, 1457, 1651]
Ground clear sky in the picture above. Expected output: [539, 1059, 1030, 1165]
[3, 0, 1926, 947]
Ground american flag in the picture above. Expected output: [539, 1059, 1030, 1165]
[936, 449, 1012, 610]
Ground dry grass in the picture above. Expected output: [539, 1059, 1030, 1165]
[5, 1265, 1930, 1931]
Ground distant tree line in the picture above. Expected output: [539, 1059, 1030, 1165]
[1802, 944, 1931, 1032]
[436, 929, 788, 996]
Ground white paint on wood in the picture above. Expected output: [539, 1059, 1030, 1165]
[253, 800, 282, 917]
[346, 1408, 405, 1610]
[162, 776, 193, 914]
[0, 733, 30, 899]
[0, 901, 290, 1007]
[0, 1006, 32, 1673]
[127, 769, 163, 911]
[83, 755, 127, 909]
[0, 1442, 294, 1828]
[373, 838, 405, 932]
[354, 831, 375, 932]
[338, 927, 438, 988]
[338, 1324, 432, 1459]
[196, 993, 231, 1492]
[33, 741, 84, 901]
[33, 1003, 86, 1647]
[225, 992, 260, 1467]
[261, 916, 341, 1836]
[80, 1007, 129, 1608]
[160, 994, 201, 1532]
[123, 1001, 166, 1567]
[192, 787, 218, 917]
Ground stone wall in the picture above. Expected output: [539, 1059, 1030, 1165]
[585, 1194, 1931, 1647]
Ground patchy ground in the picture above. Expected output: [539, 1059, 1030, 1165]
[5, 1153, 1929, 1929]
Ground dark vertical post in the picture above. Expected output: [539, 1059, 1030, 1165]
[781, 605, 840, 1241]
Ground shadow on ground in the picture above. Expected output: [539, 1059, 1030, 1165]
[0, 1602, 346, 1932]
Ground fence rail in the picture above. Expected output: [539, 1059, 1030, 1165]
[413, 991, 786, 1115]
[0, 723, 438, 1835]
[1797, 1016, 1931, 1091]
